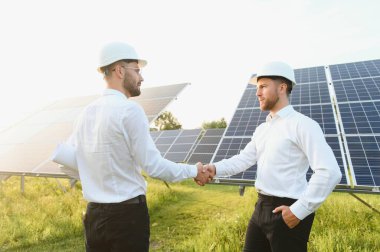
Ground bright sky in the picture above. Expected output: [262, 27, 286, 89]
[0, 0, 379, 130]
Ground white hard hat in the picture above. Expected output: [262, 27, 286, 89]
[97, 42, 147, 72]
[249, 61, 296, 86]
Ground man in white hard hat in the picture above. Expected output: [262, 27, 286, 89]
[66, 42, 210, 252]
[204, 61, 342, 251]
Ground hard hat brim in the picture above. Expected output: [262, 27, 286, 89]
[248, 74, 296, 86]
[97, 58, 148, 73]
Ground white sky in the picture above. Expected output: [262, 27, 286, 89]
[0, 0, 379, 130]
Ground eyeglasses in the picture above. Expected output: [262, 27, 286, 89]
[112, 65, 142, 75]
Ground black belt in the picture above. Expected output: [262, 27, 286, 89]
[89, 195, 146, 207]
[258, 193, 297, 205]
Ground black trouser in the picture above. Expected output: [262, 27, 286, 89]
[83, 195, 150, 252]
[243, 194, 315, 252]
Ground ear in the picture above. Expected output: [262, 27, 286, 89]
[280, 83, 287, 94]
[114, 64, 125, 79]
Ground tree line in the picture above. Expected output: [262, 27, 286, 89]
[152, 111, 227, 131]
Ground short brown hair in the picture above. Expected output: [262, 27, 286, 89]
[257, 75, 293, 95]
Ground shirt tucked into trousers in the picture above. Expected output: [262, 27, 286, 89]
[215, 105, 342, 251]
[66, 89, 198, 251]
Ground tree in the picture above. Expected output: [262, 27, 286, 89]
[154, 111, 182, 131]
[202, 118, 227, 130]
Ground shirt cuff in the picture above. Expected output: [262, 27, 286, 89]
[289, 200, 313, 220]
[189, 165, 198, 178]
[214, 162, 224, 177]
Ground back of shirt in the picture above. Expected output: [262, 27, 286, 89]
[74, 92, 146, 203]
[71, 89, 197, 203]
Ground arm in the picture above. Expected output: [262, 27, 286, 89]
[289, 118, 342, 220]
[122, 103, 204, 183]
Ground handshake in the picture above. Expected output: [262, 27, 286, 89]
[194, 162, 216, 186]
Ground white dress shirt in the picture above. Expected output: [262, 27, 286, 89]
[215, 105, 342, 220]
[67, 89, 197, 203]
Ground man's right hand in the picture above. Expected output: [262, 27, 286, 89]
[204, 164, 216, 178]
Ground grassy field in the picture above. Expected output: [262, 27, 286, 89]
[0, 176, 379, 252]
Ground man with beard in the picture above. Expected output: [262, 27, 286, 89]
[66, 42, 210, 251]
[204, 61, 342, 252]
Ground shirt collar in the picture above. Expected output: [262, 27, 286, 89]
[103, 88, 128, 100]
[266, 105, 294, 122]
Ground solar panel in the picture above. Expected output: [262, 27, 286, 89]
[225, 108, 267, 137]
[152, 129, 202, 163]
[187, 128, 225, 164]
[0, 122, 73, 174]
[290, 82, 331, 105]
[332, 77, 380, 102]
[345, 135, 380, 186]
[131, 83, 189, 100]
[330, 59, 380, 187]
[237, 86, 260, 109]
[150, 131, 162, 141]
[329, 59, 380, 81]
[0, 84, 189, 178]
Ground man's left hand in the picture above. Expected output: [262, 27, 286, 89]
[272, 205, 300, 229]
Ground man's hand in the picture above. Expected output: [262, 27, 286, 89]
[194, 162, 210, 186]
[272, 205, 300, 229]
[204, 163, 216, 179]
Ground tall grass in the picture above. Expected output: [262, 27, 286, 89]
[0, 177, 379, 251]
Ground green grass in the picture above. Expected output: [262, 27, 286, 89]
[0, 177, 379, 251]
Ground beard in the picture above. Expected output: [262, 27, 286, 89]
[123, 76, 141, 97]
[260, 92, 279, 111]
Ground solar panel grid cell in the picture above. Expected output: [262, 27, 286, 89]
[187, 129, 225, 164]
